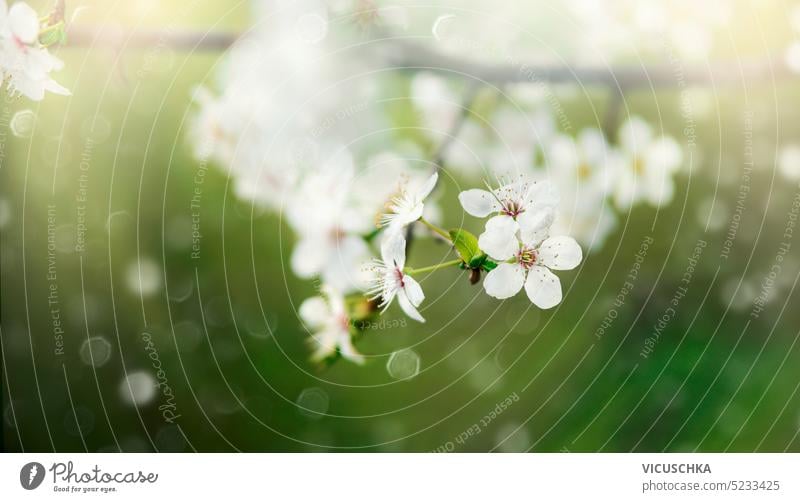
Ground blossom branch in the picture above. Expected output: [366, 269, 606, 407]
[418, 217, 451, 242]
[404, 258, 462, 276]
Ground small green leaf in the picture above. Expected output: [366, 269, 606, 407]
[481, 259, 498, 271]
[38, 22, 65, 47]
[468, 253, 487, 269]
[449, 228, 481, 263]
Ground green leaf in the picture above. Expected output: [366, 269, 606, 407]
[468, 253, 487, 269]
[481, 259, 498, 271]
[449, 228, 481, 263]
[38, 22, 65, 47]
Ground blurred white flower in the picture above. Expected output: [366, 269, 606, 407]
[189, 9, 378, 210]
[547, 129, 615, 201]
[366, 232, 425, 323]
[545, 129, 618, 250]
[287, 150, 372, 291]
[189, 86, 238, 166]
[570, 0, 725, 63]
[778, 144, 800, 181]
[443, 120, 494, 178]
[484, 107, 538, 170]
[379, 172, 438, 235]
[411, 71, 460, 135]
[299, 286, 363, 364]
[459, 177, 559, 260]
[0, 1, 70, 100]
[482, 220, 582, 309]
[786, 41, 800, 74]
[613, 116, 683, 209]
[551, 203, 617, 253]
[443, 99, 556, 180]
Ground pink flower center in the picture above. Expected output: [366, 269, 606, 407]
[13, 35, 28, 52]
[517, 246, 538, 269]
[501, 199, 524, 218]
[393, 267, 405, 288]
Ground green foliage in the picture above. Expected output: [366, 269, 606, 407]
[449, 228, 498, 272]
[449, 228, 482, 263]
[38, 21, 66, 47]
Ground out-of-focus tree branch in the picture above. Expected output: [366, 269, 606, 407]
[65, 25, 239, 51]
[65, 25, 797, 88]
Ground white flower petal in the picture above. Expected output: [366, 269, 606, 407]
[647, 137, 683, 173]
[478, 215, 519, 261]
[323, 236, 369, 292]
[298, 297, 330, 328]
[291, 237, 329, 278]
[518, 207, 554, 245]
[483, 262, 525, 299]
[417, 172, 438, 201]
[548, 134, 579, 171]
[458, 188, 498, 217]
[391, 202, 424, 230]
[380, 232, 406, 269]
[619, 116, 653, 154]
[537, 236, 582, 270]
[8, 2, 39, 44]
[337, 334, 365, 364]
[402, 275, 425, 306]
[397, 289, 425, 322]
[523, 179, 560, 210]
[310, 328, 343, 362]
[524, 266, 563, 309]
[644, 170, 675, 207]
[613, 169, 638, 210]
[578, 128, 608, 164]
[44, 78, 71, 96]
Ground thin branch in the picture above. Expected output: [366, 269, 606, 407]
[382, 38, 796, 88]
[65, 25, 239, 52]
[64, 25, 798, 88]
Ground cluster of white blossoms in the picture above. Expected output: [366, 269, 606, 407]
[460, 177, 582, 308]
[411, 72, 684, 252]
[292, 169, 583, 364]
[567, 0, 732, 62]
[188, 1, 685, 365]
[0, 1, 69, 100]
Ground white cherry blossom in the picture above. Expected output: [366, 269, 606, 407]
[778, 144, 800, 181]
[459, 176, 559, 261]
[287, 150, 372, 292]
[545, 129, 618, 250]
[0, 1, 70, 101]
[379, 172, 438, 235]
[366, 232, 425, 323]
[299, 287, 363, 364]
[613, 116, 683, 209]
[482, 222, 582, 309]
[410, 71, 460, 134]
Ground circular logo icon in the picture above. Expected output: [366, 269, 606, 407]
[20, 462, 45, 490]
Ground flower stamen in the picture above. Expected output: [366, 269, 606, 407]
[517, 246, 538, 269]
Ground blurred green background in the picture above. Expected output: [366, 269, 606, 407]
[3, 0, 800, 452]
